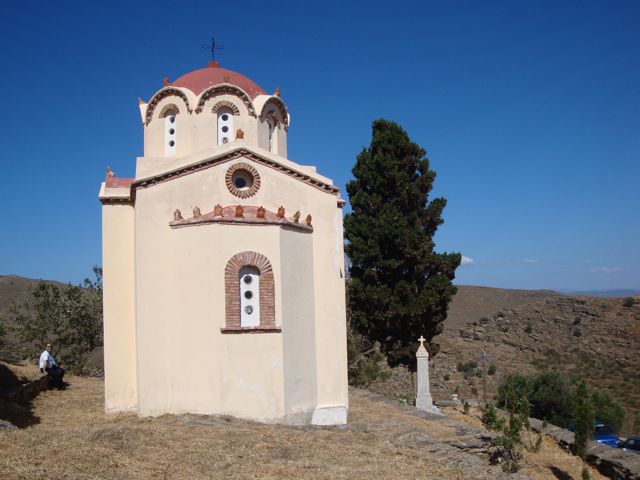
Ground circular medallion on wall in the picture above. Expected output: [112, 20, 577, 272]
[225, 162, 261, 199]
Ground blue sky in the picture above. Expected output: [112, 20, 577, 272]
[1, 0, 638, 291]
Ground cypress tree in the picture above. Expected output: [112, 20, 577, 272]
[574, 381, 595, 458]
[344, 119, 461, 371]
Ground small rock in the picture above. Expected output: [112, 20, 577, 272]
[0, 420, 17, 431]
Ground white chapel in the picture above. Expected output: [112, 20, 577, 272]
[99, 60, 348, 425]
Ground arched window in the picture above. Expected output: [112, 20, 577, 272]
[217, 107, 233, 146]
[160, 105, 180, 156]
[268, 119, 275, 152]
[165, 114, 177, 155]
[223, 251, 277, 332]
[239, 266, 260, 327]
[264, 111, 280, 154]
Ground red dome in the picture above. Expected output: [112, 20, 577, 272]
[171, 61, 266, 99]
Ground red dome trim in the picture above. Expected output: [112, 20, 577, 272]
[172, 63, 266, 99]
[195, 84, 257, 117]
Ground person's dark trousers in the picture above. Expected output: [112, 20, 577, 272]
[47, 366, 65, 390]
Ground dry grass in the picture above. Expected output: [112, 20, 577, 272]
[2, 366, 616, 480]
[445, 406, 608, 480]
[1, 375, 475, 480]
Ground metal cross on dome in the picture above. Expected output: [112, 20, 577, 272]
[202, 36, 224, 61]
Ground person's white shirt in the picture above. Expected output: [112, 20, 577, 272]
[39, 350, 57, 370]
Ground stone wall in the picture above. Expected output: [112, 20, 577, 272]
[1, 373, 49, 404]
[0, 372, 49, 429]
[528, 417, 640, 480]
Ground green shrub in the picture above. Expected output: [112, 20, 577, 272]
[573, 328, 582, 337]
[346, 327, 390, 387]
[543, 348, 562, 364]
[488, 364, 497, 376]
[491, 408, 526, 473]
[481, 403, 505, 431]
[496, 373, 530, 414]
[590, 389, 625, 433]
[9, 268, 103, 373]
[456, 361, 478, 378]
[623, 297, 635, 308]
[463, 400, 470, 414]
[443, 373, 450, 381]
[497, 370, 625, 433]
[573, 316, 582, 325]
[524, 324, 533, 334]
[573, 382, 595, 458]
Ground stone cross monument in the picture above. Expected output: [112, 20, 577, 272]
[415, 336, 440, 414]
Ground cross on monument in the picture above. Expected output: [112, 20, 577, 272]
[418, 335, 426, 346]
[202, 36, 224, 61]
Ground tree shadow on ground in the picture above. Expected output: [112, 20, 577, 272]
[0, 363, 41, 428]
[549, 466, 573, 480]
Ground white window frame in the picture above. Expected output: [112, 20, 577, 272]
[239, 266, 260, 327]
[217, 108, 233, 146]
[164, 114, 177, 156]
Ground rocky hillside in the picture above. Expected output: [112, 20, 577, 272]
[370, 286, 640, 435]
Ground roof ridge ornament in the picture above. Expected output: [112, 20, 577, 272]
[169, 205, 314, 232]
[202, 35, 224, 61]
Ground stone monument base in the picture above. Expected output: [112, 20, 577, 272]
[415, 396, 442, 415]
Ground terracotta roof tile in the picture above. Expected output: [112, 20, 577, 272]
[106, 177, 134, 188]
[171, 62, 266, 99]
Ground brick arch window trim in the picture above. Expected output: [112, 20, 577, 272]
[260, 97, 289, 131]
[211, 100, 240, 115]
[225, 162, 261, 199]
[145, 88, 192, 125]
[222, 251, 279, 333]
[196, 84, 257, 116]
[159, 103, 180, 118]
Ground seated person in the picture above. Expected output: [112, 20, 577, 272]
[39, 343, 65, 390]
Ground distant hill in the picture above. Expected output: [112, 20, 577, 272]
[555, 288, 640, 298]
[369, 284, 640, 436]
